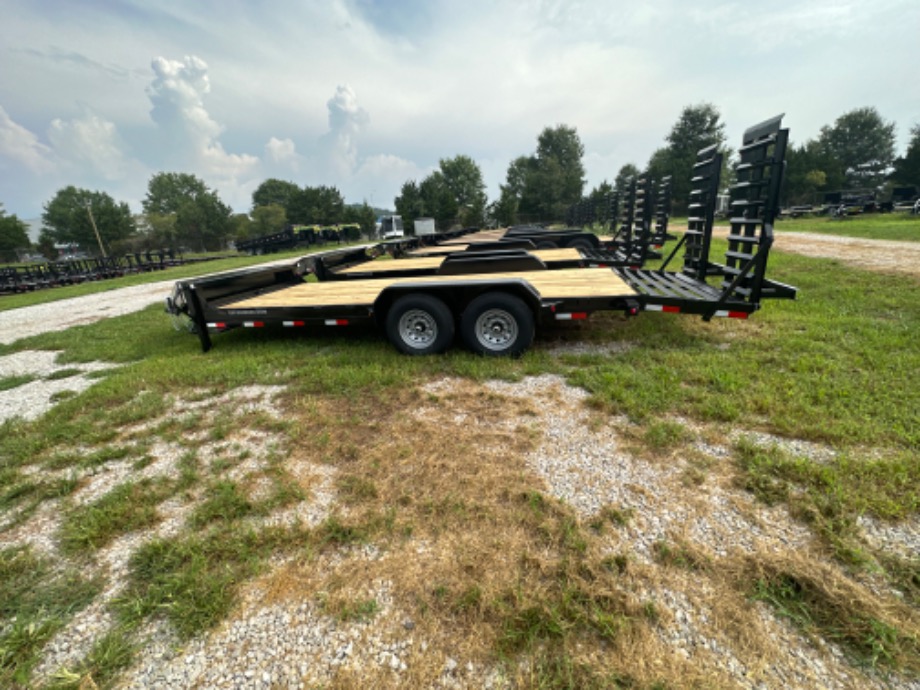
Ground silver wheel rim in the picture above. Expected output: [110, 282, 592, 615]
[398, 309, 438, 349]
[474, 308, 518, 351]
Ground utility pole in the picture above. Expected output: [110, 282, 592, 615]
[86, 202, 107, 258]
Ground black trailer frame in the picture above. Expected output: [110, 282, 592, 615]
[166, 115, 797, 355]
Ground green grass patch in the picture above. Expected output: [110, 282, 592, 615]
[188, 480, 254, 527]
[653, 539, 710, 571]
[45, 368, 83, 381]
[752, 566, 919, 672]
[0, 374, 36, 391]
[735, 438, 919, 567]
[331, 598, 380, 623]
[337, 474, 379, 504]
[774, 213, 920, 242]
[59, 479, 171, 553]
[642, 419, 690, 451]
[0, 547, 102, 686]
[0, 476, 78, 527]
[568, 247, 920, 450]
[115, 527, 294, 640]
[47, 628, 137, 690]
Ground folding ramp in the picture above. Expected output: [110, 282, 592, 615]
[617, 114, 797, 320]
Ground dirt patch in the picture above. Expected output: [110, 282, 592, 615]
[710, 227, 920, 278]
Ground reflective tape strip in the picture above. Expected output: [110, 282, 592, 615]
[283, 321, 306, 327]
[243, 321, 264, 328]
[325, 319, 349, 326]
[207, 322, 227, 329]
[644, 305, 680, 313]
[555, 312, 587, 321]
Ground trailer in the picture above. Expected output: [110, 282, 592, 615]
[166, 115, 797, 357]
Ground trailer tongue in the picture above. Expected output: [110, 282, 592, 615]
[166, 115, 796, 356]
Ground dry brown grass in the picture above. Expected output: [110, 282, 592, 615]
[230, 378, 918, 689]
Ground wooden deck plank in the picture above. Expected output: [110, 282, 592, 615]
[409, 244, 469, 255]
[336, 248, 582, 275]
[224, 268, 634, 309]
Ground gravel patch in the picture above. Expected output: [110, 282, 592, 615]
[417, 374, 915, 689]
[0, 350, 122, 424]
[710, 226, 920, 278]
[0, 280, 176, 345]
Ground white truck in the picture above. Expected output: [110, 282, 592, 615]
[414, 217, 436, 236]
[376, 215, 404, 240]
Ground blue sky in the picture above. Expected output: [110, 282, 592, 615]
[1, 0, 917, 220]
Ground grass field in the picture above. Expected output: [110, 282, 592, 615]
[0, 239, 918, 687]
[772, 212, 920, 242]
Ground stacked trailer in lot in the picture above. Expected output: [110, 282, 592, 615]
[624, 115, 796, 319]
[166, 115, 797, 356]
[647, 176, 674, 255]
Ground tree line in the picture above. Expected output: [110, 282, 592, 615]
[2, 104, 917, 263]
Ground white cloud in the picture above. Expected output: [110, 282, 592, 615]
[0, 105, 54, 174]
[48, 112, 132, 180]
[265, 137, 300, 168]
[351, 153, 432, 206]
[145, 55, 259, 209]
[320, 84, 370, 179]
[147, 55, 221, 143]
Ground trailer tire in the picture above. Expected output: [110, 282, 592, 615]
[386, 294, 455, 355]
[535, 240, 558, 249]
[461, 292, 534, 357]
[567, 238, 594, 250]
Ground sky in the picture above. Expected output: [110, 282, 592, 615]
[1, 0, 917, 222]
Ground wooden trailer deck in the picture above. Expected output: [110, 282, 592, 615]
[225, 268, 635, 309]
[335, 248, 582, 275]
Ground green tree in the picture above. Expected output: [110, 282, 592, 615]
[251, 204, 287, 235]
[142, 173, 231, 252]
[656, 104, 728, 212]
[251, 179, 301, 210]
[229, 214, 252, 244]
[818, 107, 896, 189]
[439, 154, 488, 226]
[782, 140, 845, 205]
[419, 172, 460, 230]
[891, 124, 920, 187]
[490, 185, 520, 226]
[143, 173, 208, 215]
[342, 202, 377, 239]
[42, 186, 135, 255]
[287, 185, 345, 225]
[394, 180, 425, 230]
[583, 180, 614, 225]
[0, 204, 30, 261]
[525, 125, 586, 220]
[36, 231, 57, 260]
[139, 213, 179, 249]
[491, 156, 533, 225]
[614, 163, 641, 193]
